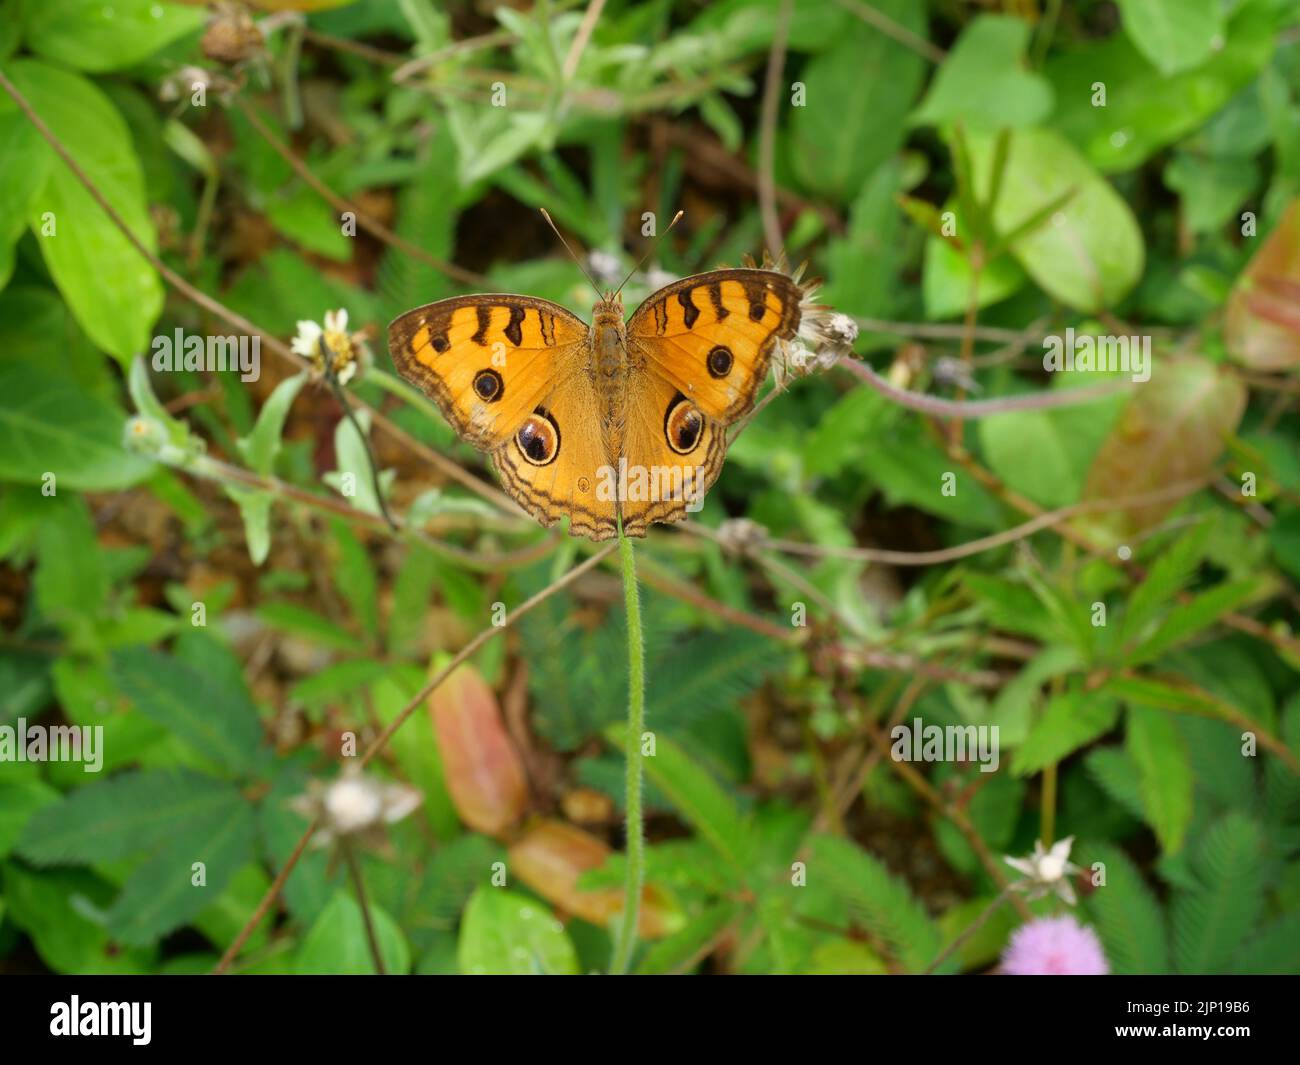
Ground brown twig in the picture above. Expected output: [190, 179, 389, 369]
[758, 0, 792, 258]
[838, 354, 1134, 418]
[340, 836, 386, 974]
[562, 0, 607, 81]
[833, 0, 946, 63]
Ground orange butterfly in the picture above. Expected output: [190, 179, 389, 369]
[389, 252, 803, 540]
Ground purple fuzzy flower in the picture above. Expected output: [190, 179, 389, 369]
[1001, 916, 1110, 975]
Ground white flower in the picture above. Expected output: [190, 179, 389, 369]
[292, 767, 421, 847]
[1004, 836, 1082, 905]
[291, 309, 366, 385]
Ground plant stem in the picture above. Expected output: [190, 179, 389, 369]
[340, 836, 386, 975]
[610, 522, 646, 974]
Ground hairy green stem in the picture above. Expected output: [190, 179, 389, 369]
[610, 522, 646, 974]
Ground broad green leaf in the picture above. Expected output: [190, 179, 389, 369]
[0, 777, 58, 859]
[18, 769, 242, 865]
[921, 234, 1026, 320]
[1075, 358, 1245, 545]
[912, 15, 1052, 130]
[2, 864, 154, 973]
[1126, 706, 1194, 854]
[110, 647, 266, 776]
[1116, 0, 1224, 76]
[106, 801, 256, 946]
[1047, 1, 1276, 172]
[9, 60, 163, 359]
[296, 890, 412, 975]
[1011, 691, 1120, 776]
[0, 94, 52, 286]
[23, 0, 204, 73]
[788, 0, 926, 202]
[0, 361, 152, 490]
[1164, 152, 1259, 235]
[456, 887, 578, 975]
[965, 127, 1144, 312]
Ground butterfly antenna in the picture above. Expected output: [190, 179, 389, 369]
[539, 208, 604, 300]
[614, 210, 684, 298]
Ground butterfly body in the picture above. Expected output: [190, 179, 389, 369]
[389, 269, 803, 540]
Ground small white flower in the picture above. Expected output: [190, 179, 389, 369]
[291, 308, 367, 385]
[1004, 836, 1082, 905]
[292, 767, 421, 847]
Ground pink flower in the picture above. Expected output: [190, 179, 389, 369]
[1001, 916, 1110, 975]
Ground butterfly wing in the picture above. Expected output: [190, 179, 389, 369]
[625, 268, 803, 425]
[388, 295, 588, 449]
[389, 294, 620, 539]
[491, 379, 620, 541]
[616, 372, 727, 536]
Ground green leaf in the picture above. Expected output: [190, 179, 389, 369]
[0, 361, 152, 491]
[106, 802, 256, 946]
[296, 891, 412, 975]
[0, 777, 58, 859]
[806, 834, 945, 973]
[18, 769, 243, 865]
[1080, 841, 1169, 974]
[330, 518, 379, 643]
[1116, 0, 1224, 76]
[921, 235, 1026, 320]
[1126, 706, 1194, 854]
[1120, 522, 1213, 645]
[2, 863, 154, 973]
[788, 0, 926, 202]
[1231, 911, 1300, 975]
[236, 372, 307, 476]
[1011, 691, 1121, 776]
[8, 60, 163, 359]
[912, 15, 1052, 130]
[456, 887, 578, 975]
[0, 92, 52, 286]
[635, 901, 738, 975]
[965, 127, 1144, 312]
[1047, 1, 1276, 172]
[606, 725, 750, 872]
[23, 0, 204, 73]
[1172, 813, 1264, 973]
[110, 647, 266, 776]
[1127, 579, 1260, 666]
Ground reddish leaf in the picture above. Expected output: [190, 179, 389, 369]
[508, 820, 685, 939]
[428, 664, 528, 837]
[1225, 200, 1300, 370]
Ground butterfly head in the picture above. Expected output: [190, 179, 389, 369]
[593, 290, 625, 324]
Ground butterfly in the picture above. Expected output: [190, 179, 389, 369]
[388, 267, 804, 540]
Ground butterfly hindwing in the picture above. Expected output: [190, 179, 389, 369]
[626, 269, 802, 425]
[618, 372, 726, 536]
[388, 295, 587, 449]
[491, 372, 620, 541]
